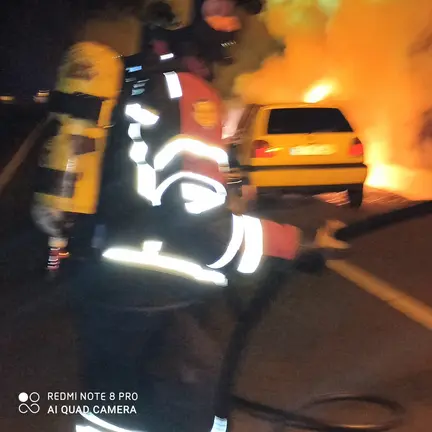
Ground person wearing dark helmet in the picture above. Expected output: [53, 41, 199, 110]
[142, 0, 261, 79]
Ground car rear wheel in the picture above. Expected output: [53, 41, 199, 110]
[347, 187, 363, 208]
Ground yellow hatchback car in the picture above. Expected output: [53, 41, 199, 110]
[230, 103, 368, 208]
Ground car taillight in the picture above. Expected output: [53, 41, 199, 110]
[349, 137, 364, 157]
[252, 140, 273, 158]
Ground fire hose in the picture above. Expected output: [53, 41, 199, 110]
[214, 201, 432, 431]
[215, 263, 405, 431]
[58, 201, 431, 431]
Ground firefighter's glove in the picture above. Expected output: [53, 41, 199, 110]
[294, 220, 349, 273]
[314, 219, 350, 261]
[315, 220, 350, 250]
[31, 202, 64, 237]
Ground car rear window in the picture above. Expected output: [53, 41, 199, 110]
[267, 108, 353, 134]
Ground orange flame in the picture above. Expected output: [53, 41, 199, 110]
[234, 0, 432, 199]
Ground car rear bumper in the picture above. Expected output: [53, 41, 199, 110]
[255, 184, 364, 195]
[242, 163, 367, 191]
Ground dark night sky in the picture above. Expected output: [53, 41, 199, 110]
[0, 0, 90, 95]
[0, 0, 240, 96]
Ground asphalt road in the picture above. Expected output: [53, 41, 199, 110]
[0, 108, 432, 432]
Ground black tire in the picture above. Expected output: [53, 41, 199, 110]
[347, 187, 363, 208]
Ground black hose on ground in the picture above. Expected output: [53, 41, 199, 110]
[336, 201, 432, 242]
[215, 261, 405, 431]
[213, 199, 432, 431]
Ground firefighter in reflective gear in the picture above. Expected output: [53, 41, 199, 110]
[32, 43, 348, 432]
[70, 67, 349, 432]
[93, 67, 349, 286]
[31, 42, 123, 272]
[70, 65, 348, 430]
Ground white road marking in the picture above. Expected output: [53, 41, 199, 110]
[328, 259, 432, 331]
[0, 118, 47, 196]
